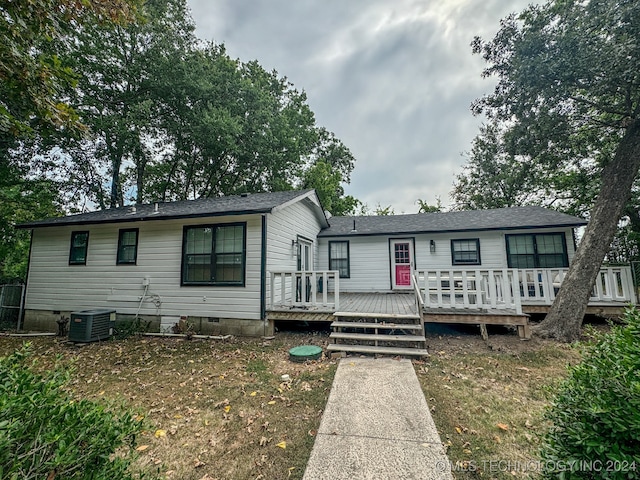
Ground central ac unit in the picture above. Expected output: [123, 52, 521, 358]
[68, 309, 116, 342]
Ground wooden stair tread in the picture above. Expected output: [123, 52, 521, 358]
[330, 332, 425, 342]
[333, 311, 420, 320]
[330, 321, 422, 330]
[327, 344, 429, 357]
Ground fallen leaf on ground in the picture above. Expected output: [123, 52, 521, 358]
[276, 441, 287, 449]
[136, 445, 150, 451]
[155, 429, 167, 438]
[496, 423, 509, 431]
[224, 405, 231, 413]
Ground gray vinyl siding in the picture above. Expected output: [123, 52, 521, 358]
[25, 214, 262, 319]
[318, 227, 577, 292]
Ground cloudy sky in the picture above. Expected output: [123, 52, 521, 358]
[186, 0, 532, 213]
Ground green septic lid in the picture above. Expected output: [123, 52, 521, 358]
[289, 345, 323, 362]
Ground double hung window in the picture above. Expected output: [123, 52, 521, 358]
[182, 223, 246, 286]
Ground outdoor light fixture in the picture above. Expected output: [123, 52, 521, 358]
[292, 239, 299, 250]
[430, 239, 436, 253]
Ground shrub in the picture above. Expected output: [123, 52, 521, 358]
[0, 344, 151, 480]
[540, 308, 640, 479]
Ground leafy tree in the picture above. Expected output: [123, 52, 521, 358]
[373, 204, 395, 216]
[301, 160, 359, 215]
[452, 121, 598, 212]
[60, 0, 196, 208]
[416, 197, 442, 213]
[54, 3, 358, 209]
[470, 0, 640, 341]
[0, 0, 139, 138]
[0, 0, 139, 281]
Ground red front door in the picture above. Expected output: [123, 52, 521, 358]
[391, 239, 414, 289]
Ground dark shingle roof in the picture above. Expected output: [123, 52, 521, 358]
[18, 190, 320, 229]
[319, 206, 586, 237]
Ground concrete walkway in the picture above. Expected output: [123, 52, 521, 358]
[303, 357, 453, 480]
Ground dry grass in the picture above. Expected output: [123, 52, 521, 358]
[1, 324, 593, 480]
[416, 327, 583, 479]
[0, 333, 336, 480]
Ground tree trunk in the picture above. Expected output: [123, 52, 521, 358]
[536, 120, 640, 341]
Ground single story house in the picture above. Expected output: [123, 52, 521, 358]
[18, 190, 326, 336]
[17, 189, 636, 337]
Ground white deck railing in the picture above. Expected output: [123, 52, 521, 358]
[517, 266, 636, 305]
[268, 270, 340, 310]
[415, 269, 523, 314]
[414, 266, 636, 313]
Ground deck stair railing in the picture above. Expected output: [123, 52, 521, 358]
[268, 270, 340, 310]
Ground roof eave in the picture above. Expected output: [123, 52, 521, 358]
[317, 222, 587, 238]
[16, 207, 274, 230]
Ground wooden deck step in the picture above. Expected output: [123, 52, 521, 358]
[333, 311, 421, 320]
[327, 343, 429, 357]
[330, 332, 426, 342]
[330, 321, 423, 331]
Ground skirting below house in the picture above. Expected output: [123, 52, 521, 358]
[22, 310, 273, 337]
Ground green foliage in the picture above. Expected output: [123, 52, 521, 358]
[460, 0, 640, 337]
[0, 0, 139, 137]
[540, 309, 640, 478]
[50, 0, 358, 209]
[0, 167, 62, 283]
[416, 197, 442, 213]
[302, 160, 359, 216]
[456, 0, 640, 219]
[0, 344, 150, 480]
[373, 204, 395, 216]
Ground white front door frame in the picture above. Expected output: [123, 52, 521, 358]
[389, 238, 415, 290]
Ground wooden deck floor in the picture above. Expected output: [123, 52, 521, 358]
[267, 292, 418, 321]
[267, 292, 630, 323]
[340, 293, 417, 315]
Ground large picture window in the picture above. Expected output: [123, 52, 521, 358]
[506, 233, 568, 268]
[451, 239, 481, 265]
[69, 231, 89, 265]
[329, 241, 350, 278]
[117, 228, 139, 265]
[182, 223, 246, 286]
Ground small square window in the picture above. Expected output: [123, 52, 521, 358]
[117, 229, 139, 265]
[69, 231, 89, 265]
[451, 239, 481, 265]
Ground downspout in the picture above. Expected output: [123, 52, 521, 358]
[17, 229, 34, 331]
[260, 214, 267, 332]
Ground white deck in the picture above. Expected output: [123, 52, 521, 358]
[267, 267, 637, 320]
